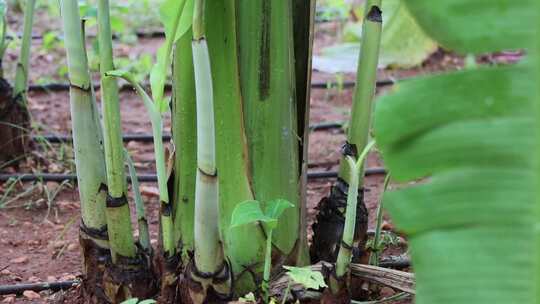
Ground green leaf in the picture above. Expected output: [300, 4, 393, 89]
[150, 44, 167, 105]
[138, 300, 156, 304]
[150, 0, 193, 108]
[159, 0, 193, 43]
[373, 1, 539, 303]
[283, 266, 327, 290]
[314, 0, 437, 72]
[264, 199, 294, 220]
[104, 69, 129, 78]
[238, 292, 257, 303]
[403, 0, 535, 53]
[376, 0, 437, 68]
[106, 70, 159, 120]
[230, 200, 276, 229]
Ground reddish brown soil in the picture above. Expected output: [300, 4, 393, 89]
[0, 10, 472, 303]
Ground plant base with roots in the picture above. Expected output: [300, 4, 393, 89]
[0, 77, 30, 164]
[80, 228, 158, 303]
[178, 260, 233, 304]
[321, 276, 351, 304]
[310, 178, 369, 264]
[155, 253, 182, 303]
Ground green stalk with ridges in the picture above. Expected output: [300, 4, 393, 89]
[204, 0, 264, 293]
[60, 0, 108, 241]
[97, 0, 136, 261]
[237, 0, 300, 258]
[192, 0, 223, 276]
[171, 32, 196, 258]
[13, 0, 35, 100]
[338, 1, 383, 183]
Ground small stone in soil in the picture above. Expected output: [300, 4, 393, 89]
[10, 256, 28, 264]
[1, 296, 15, 303]
[23, 290, 41, 300]
[59, 274, 76, 281]
[67, 243, 78, 251]
[52, 241, 66, 249]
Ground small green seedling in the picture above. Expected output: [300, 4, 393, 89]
[119, 298, 156, 304]
[281, 266, 327, 304]
[230, 199, 294, 303]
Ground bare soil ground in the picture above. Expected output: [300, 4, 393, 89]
[0, 14, 470, 304]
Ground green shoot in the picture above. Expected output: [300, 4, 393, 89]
[124, 149, 151, 251]
[105, 70, 174, 256]
[13, 0, 36, 99]
[336, 140, 376, 278]
[369, 173, 391, 266]
[230, 199, 294, 303]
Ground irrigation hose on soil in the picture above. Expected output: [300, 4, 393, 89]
[0, 168, 387, 183]
[33, 121, 346, 143]
[27, 79, 395, 93]
[5, 14, 351, 42]
[0, 280, 79, 295]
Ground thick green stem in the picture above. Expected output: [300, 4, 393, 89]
[192, 37, 223, 275]
[336, 141, 376, 278]
[172, 32, 197, 257]
[338, 1, 383, 182]
[369, 173, 391, 266]
[193, 0, 205, 40]
[60, 0, 108, 240]
[204, 0, 262, 293]
[13, 0, 35, 99]
[238, 0, 301, 259]
[97, 0, 136, 261]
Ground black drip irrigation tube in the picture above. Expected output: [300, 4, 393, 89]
[0, 168, 386, 183]
[28, 79, 395, 93]
[8, 14, 345, 42]
[0, 280, 79, 296]
[33, 122, 345, 144]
